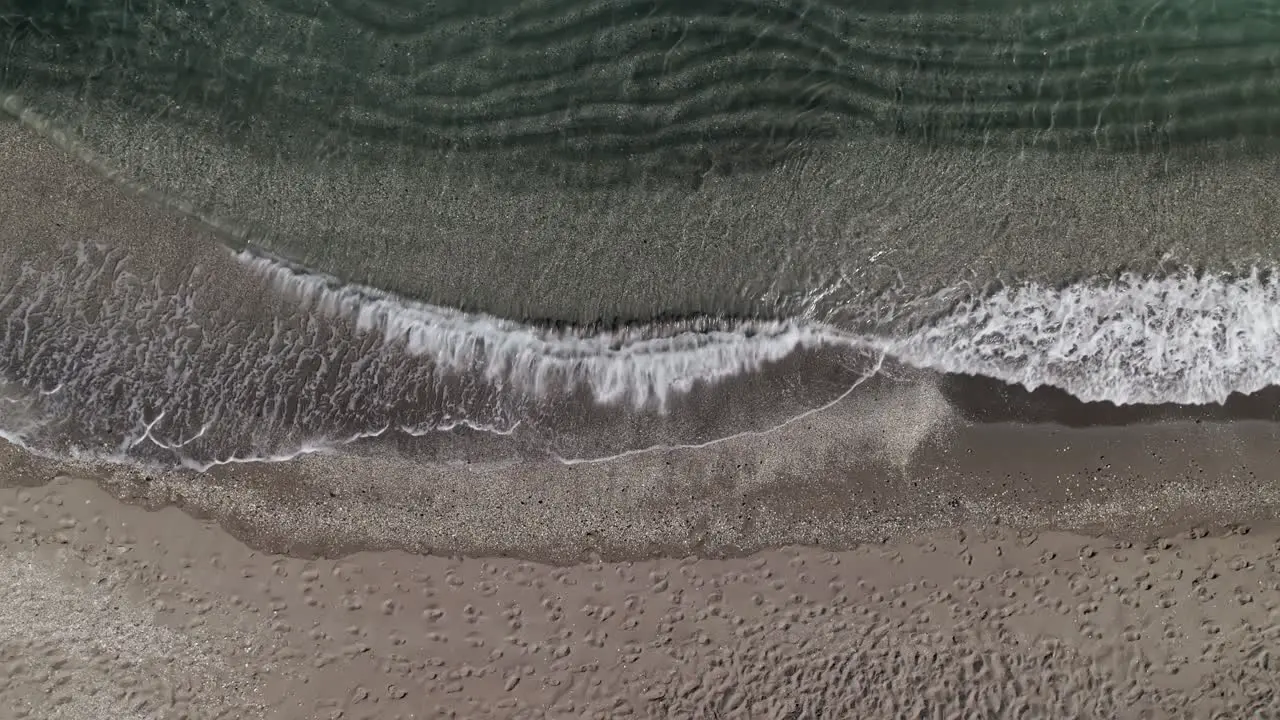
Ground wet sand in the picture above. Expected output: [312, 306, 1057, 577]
[3, 475, 1278, 719]
[16, 378, 1279, 564]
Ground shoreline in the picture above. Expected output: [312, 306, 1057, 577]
[6, 362, 1280, 565]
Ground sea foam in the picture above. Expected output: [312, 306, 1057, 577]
[3, 243, 1280, 472]
[884, 269, 1280, 406]
[239, 250, 844, 412]
[243, 250, 1280, 408]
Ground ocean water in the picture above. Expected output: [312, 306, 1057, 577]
[2, 0, 1280, 469]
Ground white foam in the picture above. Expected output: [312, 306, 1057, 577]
[238, 250, 848, 412]
[0, 383, 50, 450]
[881, 268, 1280, 405]
[243, 252, 1280, 409]
[9, 244, 1280, 475]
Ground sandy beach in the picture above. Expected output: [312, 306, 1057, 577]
[3, 472, 1278, 719]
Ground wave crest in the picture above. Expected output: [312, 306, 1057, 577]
[4, 241, 1280, 472]
[887, 269, 1280, 405]
[241, 250, 841, 412]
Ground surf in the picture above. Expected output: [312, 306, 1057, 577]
[885, 268, 1280, 405]
[4, 240, 1280, 471]
[243, 249, 1280, 409]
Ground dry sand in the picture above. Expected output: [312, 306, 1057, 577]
[2, 475, 1278, 719]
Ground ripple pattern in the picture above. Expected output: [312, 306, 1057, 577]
[3, 0, 1280, 183]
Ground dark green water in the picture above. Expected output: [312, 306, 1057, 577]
[7, 0, 1280, 164]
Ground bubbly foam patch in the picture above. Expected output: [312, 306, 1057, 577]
[884, 269, 1280, 405]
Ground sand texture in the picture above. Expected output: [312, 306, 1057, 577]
[1, 476, 1277, 720]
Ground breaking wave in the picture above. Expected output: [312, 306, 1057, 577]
[2, 242, 1280, 470]
[253, 252, 1280, 407]
[241, 250, 838, 413]
[886, 268, 1280, 406]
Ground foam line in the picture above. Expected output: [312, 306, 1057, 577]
[243, 249, 1280, 409]
[238, 249, 849, 413]
[8, 242, 1280, 474]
